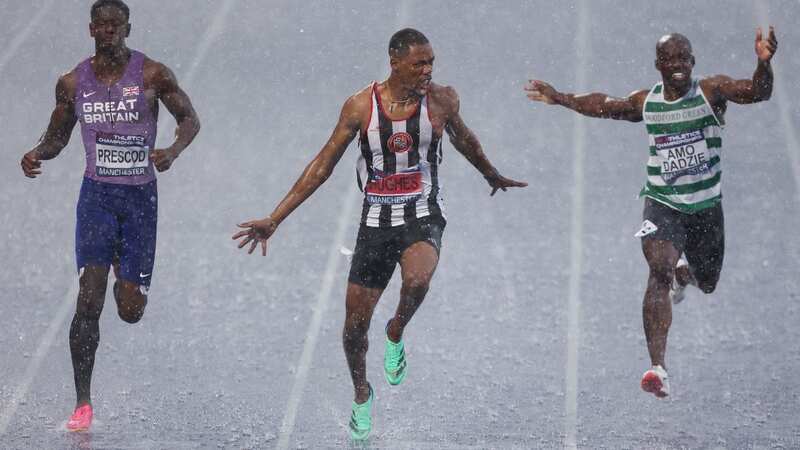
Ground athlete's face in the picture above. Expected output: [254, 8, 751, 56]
[392, 44, 434, 97]
[655, 39, 694, 91]
[90, 6, 130, 52]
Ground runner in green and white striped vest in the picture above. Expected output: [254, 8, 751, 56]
[525, 27, 778, 399]
[640, 79, 724, 213]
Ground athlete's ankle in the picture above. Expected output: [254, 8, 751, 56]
[386, 319, 403, 343]
[354, 382, 372, 404]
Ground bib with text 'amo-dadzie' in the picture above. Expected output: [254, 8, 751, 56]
[640, 78, 724, 213]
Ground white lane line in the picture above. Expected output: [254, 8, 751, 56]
[753, 1, 800, 203]
[0, 2, 231, 434]
[276, 185, 358, 450]
[156, 0, 236, 140]
[0, 279, 77, 436]
[182, 0, 236, 88]
[564, 1, 590, 449]
[0, 0, 56, 76]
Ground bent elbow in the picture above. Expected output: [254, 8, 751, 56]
[312, 166, 333, 184]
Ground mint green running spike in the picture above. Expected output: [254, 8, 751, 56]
[349, 384, 373, 441]
[384, 332, 407, 386]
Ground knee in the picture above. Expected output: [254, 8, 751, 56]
[648, 264, 674, 287]
[116, 293, 147, 324]
[401, 274, 431, 298]
[77, 281, 106, 320]
[344, 312, 370, 336]
[76, 291, 104, 321]
[118, 307, 144, 324]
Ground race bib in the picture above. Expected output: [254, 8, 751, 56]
[654, 130, 712, 184]
[95, 133, 149, 177]
[365, 169, 423, 205]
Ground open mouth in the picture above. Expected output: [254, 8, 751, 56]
[671, 72, 687, 81]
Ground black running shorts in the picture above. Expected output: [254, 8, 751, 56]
[639, 198, 724, 287]
[348, 215, 446, 290]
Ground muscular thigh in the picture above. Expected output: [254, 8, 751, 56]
[399, 216, 445, 284]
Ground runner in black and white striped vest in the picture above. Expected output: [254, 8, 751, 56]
[357, 81, 443, 228]
[233, 28, 527, 440]
[525, 28, 777, 399]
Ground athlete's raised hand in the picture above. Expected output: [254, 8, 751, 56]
[755, 26, 777, 62]
[20, 150, 42, 178]
[232, 217, 278, 256]
[525, 80, 559, 105]
[150, 147, 180, 172]
[485, 172, 528, 196]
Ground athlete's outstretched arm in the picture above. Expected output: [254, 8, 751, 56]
[441, 86, 527, 196]
[525, 80, 648, 123]
[703, 27, 777, 105]
[146, 61, 201, 172]
[232, 94, 364, 255]
[20, 73, 78, 178]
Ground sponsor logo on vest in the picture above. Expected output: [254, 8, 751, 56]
[365, 169, 423, 205]
[654, 130, 704, 150]
[644, 104, 712, 123]
[387, 132, 413, 153]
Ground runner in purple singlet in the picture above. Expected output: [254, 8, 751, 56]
[19, 0, 200, 431]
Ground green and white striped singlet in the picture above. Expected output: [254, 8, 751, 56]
[640, 78, 724, 213]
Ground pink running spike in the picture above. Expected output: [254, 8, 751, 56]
[66, 404, 93, 432]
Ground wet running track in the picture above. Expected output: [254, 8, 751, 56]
[1, 1, 798, 448]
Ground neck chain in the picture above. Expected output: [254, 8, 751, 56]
[388, 94, 413, 113]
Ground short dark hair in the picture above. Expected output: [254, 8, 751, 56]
[388, 28, 429, 57]
[656, 33, 692, 54]
[91, 0, 130, 21]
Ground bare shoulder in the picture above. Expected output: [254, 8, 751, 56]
[699, 74, 733, 90]
[345, 84, 374, 112]
[698, 75, 733, 104]
[700, 74, 733, 96]
[56, 69, 78, 102]
[428, 82, 459, 112]
[339, 84, 374, 128]
[628, 88, 650, 107]
[629, 88, 649, 101]
[142, 57, 178, 89]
